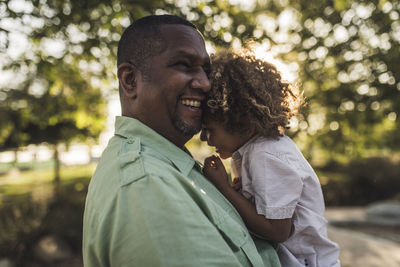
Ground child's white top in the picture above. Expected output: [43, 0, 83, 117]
[231, 135, 340, 267]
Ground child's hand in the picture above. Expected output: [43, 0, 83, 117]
[203, 155, 230, 191]
[232, 177, 242, 192]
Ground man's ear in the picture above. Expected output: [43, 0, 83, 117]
[117, 62, 140, 99]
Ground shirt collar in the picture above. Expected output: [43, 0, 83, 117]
[232, 134, 260, 160]
[114, 116, 196, 176]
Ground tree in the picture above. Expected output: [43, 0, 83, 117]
[1, 0, 399, 169]
[178, 0, 400, 161]
[286, 0, 400, 161]
[0, 0, 110, 180]
[209, 0, 399, 161]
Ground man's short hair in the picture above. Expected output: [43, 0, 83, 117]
[117, 15, 197, 71]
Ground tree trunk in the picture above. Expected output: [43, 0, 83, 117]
[12, 148, 18, 167]
[32, 146, 37, 171]
[53, 145, 60, 183]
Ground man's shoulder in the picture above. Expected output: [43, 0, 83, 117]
[92, 136, 167, 186]
[116, 135, 181, 187]
[117, 136, 147, 187]
[86, 135, 186, 217]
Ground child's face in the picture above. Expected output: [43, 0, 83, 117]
[201, 118, 252, 159]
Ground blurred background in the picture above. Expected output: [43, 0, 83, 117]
[1, 0, 399, 266]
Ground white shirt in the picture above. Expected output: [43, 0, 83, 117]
[231, 135, 340, 267]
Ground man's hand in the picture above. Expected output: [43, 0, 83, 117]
[203, 155, 230, 191]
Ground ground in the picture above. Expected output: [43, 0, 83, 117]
[325, 207, 400, 267]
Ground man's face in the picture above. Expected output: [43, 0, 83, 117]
[134, 24, 211, 147]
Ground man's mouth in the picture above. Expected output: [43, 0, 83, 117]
[180, 99, 202, 108]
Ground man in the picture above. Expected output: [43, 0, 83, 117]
[82, 15, 280, 267]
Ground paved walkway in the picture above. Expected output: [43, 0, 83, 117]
[325, 207, 400, 267]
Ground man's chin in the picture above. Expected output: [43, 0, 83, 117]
[173, 118, 201, 137]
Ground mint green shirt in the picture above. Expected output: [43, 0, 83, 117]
[83, 116, 280, 267]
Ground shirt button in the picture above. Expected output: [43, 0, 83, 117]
[241, 230, 247, 238]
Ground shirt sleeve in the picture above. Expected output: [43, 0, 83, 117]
[107, 174, 245, 267]
[249, 151, 303, 220]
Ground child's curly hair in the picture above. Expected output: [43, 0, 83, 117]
[205, 48, 303, 139]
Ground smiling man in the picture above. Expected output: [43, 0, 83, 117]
[82, 15, 280, 267]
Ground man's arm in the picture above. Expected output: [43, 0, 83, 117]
[203, 156, 292, 243]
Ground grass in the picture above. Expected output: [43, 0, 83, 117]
[0, 160, 54, 174]
[0, 162, 96, 205]
[0, 162, 94, 266]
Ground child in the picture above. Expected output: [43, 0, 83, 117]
[201, 49, 340, 267]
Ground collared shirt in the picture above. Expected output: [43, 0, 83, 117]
[231, 135, 340, 267]
[82, 116, 281, 267]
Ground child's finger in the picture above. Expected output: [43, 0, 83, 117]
[231, 177, 242, 191]
[204, 156, 218, 170]
[203, 156, 213, 165]
[232, 183, 242, 191]
[210, 155, 224, 168]
[232, 177, 241, 184]
[210, 159, 217, 169]
[204, 155, 218, 166]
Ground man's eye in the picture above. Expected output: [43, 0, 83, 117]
[175, 61, 191, 68]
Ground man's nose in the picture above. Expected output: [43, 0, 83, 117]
[190, 68, 211, 92]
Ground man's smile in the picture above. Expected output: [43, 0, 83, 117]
[180, 98, 202, 108]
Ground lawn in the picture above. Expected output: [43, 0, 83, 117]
[0, 162, 96, 200]
[0, 162, 96, 267]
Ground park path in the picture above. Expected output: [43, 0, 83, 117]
[325, 207, 400, 267]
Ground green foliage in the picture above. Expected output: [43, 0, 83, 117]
[0, 194, 46, 263]
[1, 61, 106, 149]
[288, 0, 400, 160]
[0, 170, 91, 265]
[0, 163, 96, 197]
[0, 0, 114, 150]
[319, 157, 400, 206]
[1, 0, 399, 162]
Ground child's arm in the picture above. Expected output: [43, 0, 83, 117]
[203, 155, 292, 243]
[231, 177, 242, 192]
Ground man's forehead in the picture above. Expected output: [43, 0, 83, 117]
[169, 48, 210, 62]
[152, 24, 209, 64]
[161, 25, 206, 48]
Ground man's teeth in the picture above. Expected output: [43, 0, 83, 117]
[181, 99, 201, 108]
